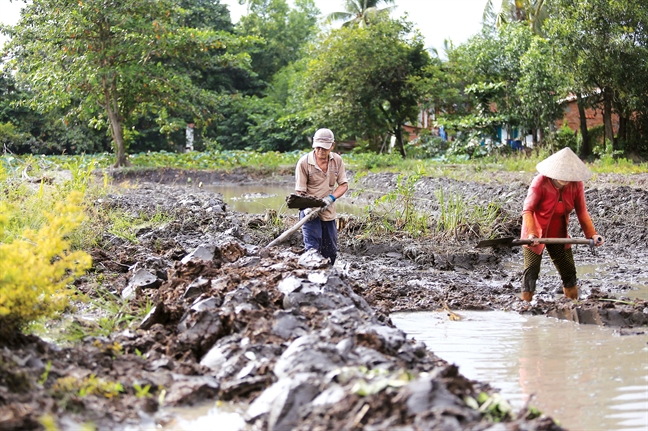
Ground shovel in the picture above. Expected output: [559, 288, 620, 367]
[476, 237, 595, 248]
[266, 202, 332, 248]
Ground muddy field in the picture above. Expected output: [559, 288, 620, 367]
[1, 167, 646, 430]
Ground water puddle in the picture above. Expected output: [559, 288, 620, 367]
[203, 184, 364, 216]
[127, 401, 250, 431]
[391, 310, 648, 431]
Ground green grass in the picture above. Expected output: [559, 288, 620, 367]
[3, 148, 646, 179]
[28, 287, 154, 345]
[106, 208, 172, 244]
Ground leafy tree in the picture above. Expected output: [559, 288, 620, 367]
[207, 0, 318, 151]
[326, 0, 396, 28]
[516, 36, 566, 146]
[2, 0, 253, 166]
[211, 64, 312, 152]
[0, 67, 111, 155]
[297, 19, 431, 157]
[443, 23, 536, 146]
[180, 0, 234, 32]
[237, 0, 320, 84]
[129, 0, 258, 153]
[547, 0, 648, 153]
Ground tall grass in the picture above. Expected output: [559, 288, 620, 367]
[435, 188, 508, 240]
[361, 174, 430, 237]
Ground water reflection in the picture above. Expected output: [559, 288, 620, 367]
[203, 184, 364, 216]
[161, 401, 249, 431]
[391, 310, 648, 431]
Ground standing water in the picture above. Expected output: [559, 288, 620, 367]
[391, 310, 648, 431]
[204, 184, 364, 216]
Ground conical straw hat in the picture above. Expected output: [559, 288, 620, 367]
[536, 147, 592, 181]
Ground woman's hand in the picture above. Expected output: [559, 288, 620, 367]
[527, 234, 540, 246]
[592, 234, 605, 246]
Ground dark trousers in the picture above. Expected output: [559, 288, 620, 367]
[522, 245, 578, 293]
[299, 211, 338, 265]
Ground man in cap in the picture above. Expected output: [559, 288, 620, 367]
[520, 147, 604, 302]
[294, 128, 349, 265]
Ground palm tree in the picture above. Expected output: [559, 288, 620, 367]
[483, 0, 548, 35]
[326, 0, 396, 28]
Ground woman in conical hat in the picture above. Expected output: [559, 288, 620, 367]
[520, 147, 604, 302]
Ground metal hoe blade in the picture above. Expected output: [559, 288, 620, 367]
[476, 237, 518, 248]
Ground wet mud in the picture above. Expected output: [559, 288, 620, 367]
[1, 168, 647, 430]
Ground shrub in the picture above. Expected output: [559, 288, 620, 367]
[552, 122, 578, 152]
[588, 125, 605, 151]
[0, 191, 92, 338]
[406, 130, 449, 159]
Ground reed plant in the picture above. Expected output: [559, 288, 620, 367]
[434, 189, 507, 240]
[361, 174, 430, 238]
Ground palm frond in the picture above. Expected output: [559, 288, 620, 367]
[482, 0, 498, 29]
[326, 11, 354, 24]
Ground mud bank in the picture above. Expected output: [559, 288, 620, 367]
[1, 168, 647, 430]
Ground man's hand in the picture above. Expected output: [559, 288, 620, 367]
[592, 234, 605, 246]
[322, 194, 336, 206]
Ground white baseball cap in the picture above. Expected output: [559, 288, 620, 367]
[312, 128, 335, 149]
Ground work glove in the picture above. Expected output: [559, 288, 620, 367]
[322, 194, 336, 206]
[591, 234, 605, 246]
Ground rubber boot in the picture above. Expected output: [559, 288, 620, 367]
[563, 286, 578, 300]
[521, 291, 533, 302]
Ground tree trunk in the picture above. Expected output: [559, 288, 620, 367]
[106, 108, 128, 168]
[103, 76, 129, 168]
[395, 126, 406, 158]
[602, 88, 614, 151]
[576, 93, 590, 157]
[617, 114, 628, 149]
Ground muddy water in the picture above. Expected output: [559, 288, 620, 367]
[391, 310, 648, 431]
[159, 402, 249, 431]
[503, 253, 648, 300]
[126, 401, 249, 431]
[204, 184, 364, 216]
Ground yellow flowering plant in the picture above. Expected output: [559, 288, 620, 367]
[0, 190, 92, 335]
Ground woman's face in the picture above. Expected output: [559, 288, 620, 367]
[552, 179, 570, 188]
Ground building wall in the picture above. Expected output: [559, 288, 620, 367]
[556, 100, 619, 133]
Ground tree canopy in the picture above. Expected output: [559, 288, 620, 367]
[3, 0, 255, 166]
[1, 0, 647, 160]
[547, 0, 648, 154]
[297, 19, 431, 156]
